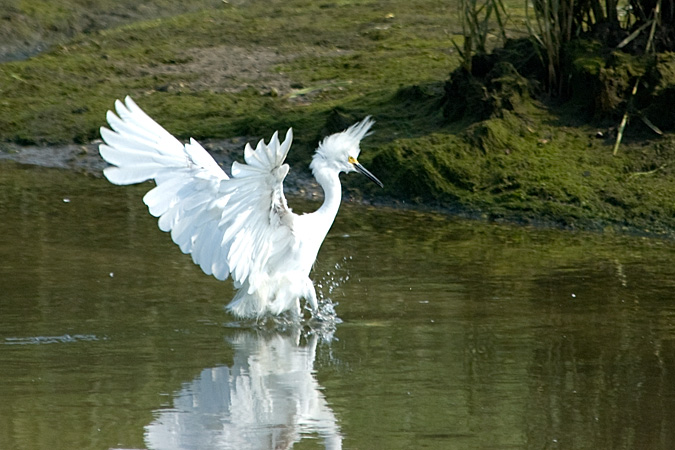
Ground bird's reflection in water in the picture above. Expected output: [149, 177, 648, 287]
[145, 325, 342, 450]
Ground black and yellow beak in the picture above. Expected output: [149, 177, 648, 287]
[349, 156, 383, 188]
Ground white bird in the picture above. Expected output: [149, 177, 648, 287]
[99, 96, 382, 319]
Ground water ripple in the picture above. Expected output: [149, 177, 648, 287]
[4, 334, 102, 345]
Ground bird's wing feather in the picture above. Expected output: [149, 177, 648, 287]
[99, 96, 296, 288]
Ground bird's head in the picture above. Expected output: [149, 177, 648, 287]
[311, 116, 383, 187]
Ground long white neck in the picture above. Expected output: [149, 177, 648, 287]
[289, 164, 342, 276]
[312, 165, 342, 226]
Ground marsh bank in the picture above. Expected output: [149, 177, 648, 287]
[0, 0, 673, 236]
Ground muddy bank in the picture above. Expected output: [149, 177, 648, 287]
[0, 0, 223, 62]
[0, 138, 324, 199]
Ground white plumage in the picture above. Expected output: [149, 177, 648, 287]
[99, 96, 382, 319]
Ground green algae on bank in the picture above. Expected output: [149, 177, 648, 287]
[363, 35, 675, 236]
[370, 107, 675, 235]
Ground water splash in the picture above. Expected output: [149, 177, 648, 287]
[307, 256, 352, 337]
[315, 256, 352, 302]
[224, 257, 352, 342]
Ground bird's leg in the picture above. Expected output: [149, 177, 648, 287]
[306, 283, 319, 316]
[293, 297, 302, 318]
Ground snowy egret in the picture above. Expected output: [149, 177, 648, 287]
[99, 96, 382, 319]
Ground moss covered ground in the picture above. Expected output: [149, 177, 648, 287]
[0, 0, 673, 235]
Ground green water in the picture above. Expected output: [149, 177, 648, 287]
[1, 162, 674, 450]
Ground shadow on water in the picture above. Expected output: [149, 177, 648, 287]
[1, 162, 675, 450]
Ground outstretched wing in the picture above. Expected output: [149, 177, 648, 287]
[99, 96, 296, 289]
